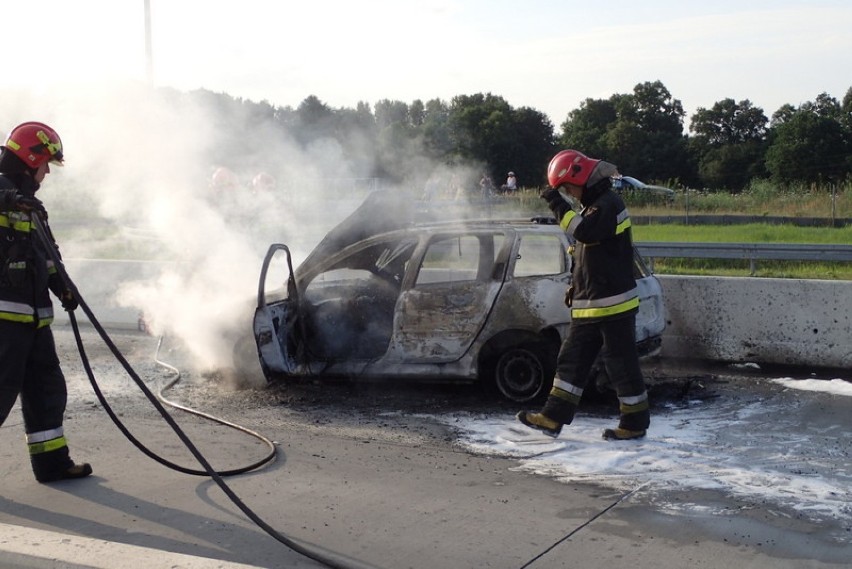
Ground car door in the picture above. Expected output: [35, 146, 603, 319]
[388, 231, 508, 362]
[253, 244, 298, 376]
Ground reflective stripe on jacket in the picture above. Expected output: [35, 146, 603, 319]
[552, 184, 638, 322]
[0, 179, 60, 328]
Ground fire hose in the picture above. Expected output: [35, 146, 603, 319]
[32, 213, 378, 569]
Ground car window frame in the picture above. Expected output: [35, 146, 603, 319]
[406, 229, 514, 290]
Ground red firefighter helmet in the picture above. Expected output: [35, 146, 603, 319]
[4, 121, 64, 168]
[547, 149, 601, 189]
[251, 172, 276, 192]
[210, 167, 240, 191]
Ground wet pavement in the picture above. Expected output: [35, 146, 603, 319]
[1, 326, 850, 568]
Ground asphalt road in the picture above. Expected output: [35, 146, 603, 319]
[1, 325, 849, 569]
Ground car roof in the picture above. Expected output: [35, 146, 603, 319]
[303, 191, 560, 268]
[409, 217, 559, 233]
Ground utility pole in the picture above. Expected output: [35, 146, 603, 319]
[144, 0, 153, 86]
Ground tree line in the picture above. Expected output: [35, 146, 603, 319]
[175, 80, 852, 193]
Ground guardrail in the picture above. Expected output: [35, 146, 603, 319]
[635, 242, 852, 275]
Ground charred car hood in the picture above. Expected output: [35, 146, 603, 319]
[299, 190, 417, 273]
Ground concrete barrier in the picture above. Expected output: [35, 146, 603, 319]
[53, 259, 174, 330]
[658, 275, 852, 370]
[53, 260, 852, 370]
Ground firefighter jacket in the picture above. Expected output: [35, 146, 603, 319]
[545, 182, 638, 322]
[0, 176, 64, 328]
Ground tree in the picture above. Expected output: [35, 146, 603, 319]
[409, 99, 426, 127]
[770, 103, 797, 126]
[374, 99, 410, 130]
[765, 106, 850, 185]
[690, 98, 767, 145]
[607, 82, 691, 183]
[420, 98, 453, 160]
[559, 98, 617, 159]
[334, 102, 378, 178]
[557, 81, 692, 184]
[506, 107, 557, 187]
[689, 99, 768, 190]
[447, 93, 555, 186]
[692, 142, 768, 191]
[293, 95, 336, 144]
[803, 92, 841, 119]
[841, 87, 852, 172]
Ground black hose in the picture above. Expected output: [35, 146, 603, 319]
[32, 213, 380, 569]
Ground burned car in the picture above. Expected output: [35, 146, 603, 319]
[252, 191, 665, 402]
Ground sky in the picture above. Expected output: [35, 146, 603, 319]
[6, 0, 852, 127]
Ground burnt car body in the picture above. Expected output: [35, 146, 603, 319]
[252, 191, 666, 402]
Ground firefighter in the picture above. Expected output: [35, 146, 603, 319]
[0, 121, 93, 482]
[517, 150, 650, 440]
[251, 171, 276, 194]
[210, 166, 241, 192]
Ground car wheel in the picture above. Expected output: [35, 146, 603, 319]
[494, 346, 551, 403]
[229, 333, 268, 389]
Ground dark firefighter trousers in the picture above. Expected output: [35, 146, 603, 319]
[541, 313, 650, 432]
[0, 320, 74, 479]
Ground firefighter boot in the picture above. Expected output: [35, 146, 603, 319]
[603, 392, 650, 441]
[516, 388, 579, 438]
[602, 427, 646, 440]
[516, 411, 562, 438]
[34, 459, 93, 483]
[30, 435, 93, 483]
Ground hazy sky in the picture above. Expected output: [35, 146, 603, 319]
[8, 0, 852, 128]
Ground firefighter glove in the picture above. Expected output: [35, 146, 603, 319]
[60, 290, 78, 312]
[540, 187, 562, 206]
[541, 187, 571, 220]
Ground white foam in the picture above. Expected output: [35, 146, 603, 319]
[428, 389, 852, 527]
[772, 377, 852, 397]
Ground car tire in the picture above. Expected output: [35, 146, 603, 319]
[493, 344, 554, 403]
[229, 333, 268, 389]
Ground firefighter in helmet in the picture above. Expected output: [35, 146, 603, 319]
[517, 150, 650, 440]
[0, 121, 93, 482]
[251, 172, 276, 194]
[210, 166, 240, 192]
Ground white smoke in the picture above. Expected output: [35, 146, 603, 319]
[3, 82, 507, 381]
[4, 83, 326, 373]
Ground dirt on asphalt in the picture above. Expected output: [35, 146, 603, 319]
[54, 325, 768, 450]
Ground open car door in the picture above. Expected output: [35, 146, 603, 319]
[253, 244, 299, 377]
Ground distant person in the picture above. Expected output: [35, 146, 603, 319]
[0, 121, 92, 482]
[517, 149, 650, 441]
[479, 172, 495, 199]
[448, 173, 463, 200]
[500, 171, 518, 193]
[422, 173, 442, 201]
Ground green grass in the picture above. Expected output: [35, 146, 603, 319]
[631, 223, 852, 279]
[505, 187, 852, 280]
[632, 223, 852, 244]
